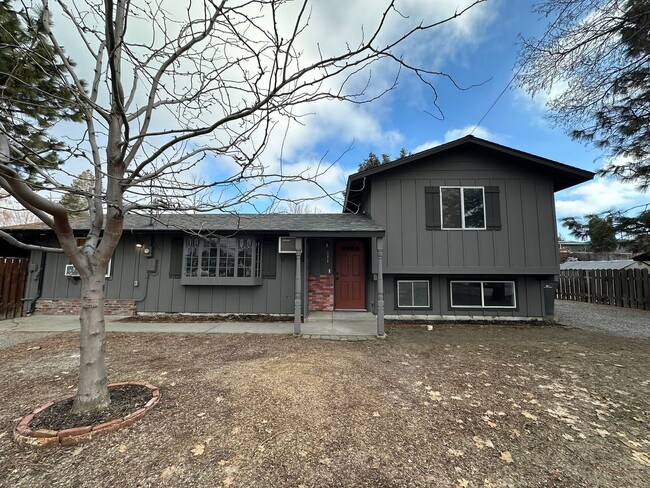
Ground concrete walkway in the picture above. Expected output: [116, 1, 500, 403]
[303, 311, 378, 340]
[0, 312, 380, 340]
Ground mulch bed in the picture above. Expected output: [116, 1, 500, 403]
[118, 313, 292, 323]
[30, 385, 152, 431]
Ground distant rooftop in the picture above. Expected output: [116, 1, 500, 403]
[560, 260, 637, 270]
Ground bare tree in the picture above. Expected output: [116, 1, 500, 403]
[516, 0, 650, 189]
[0, 0, 485, 412]
[276, 201, 323, 214]
[0, 192, 39, 226]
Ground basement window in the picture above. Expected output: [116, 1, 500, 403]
[450, 281, 516, 308]
[397, 280, 430, 308]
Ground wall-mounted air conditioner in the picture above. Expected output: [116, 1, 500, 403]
[278, 237, 297, 253]
[64, 260, 113, 278]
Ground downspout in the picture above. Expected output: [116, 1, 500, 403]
[27, 251, 47, 315]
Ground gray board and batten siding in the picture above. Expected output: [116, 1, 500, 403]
[344, 136, 594, 318]
[25, 233, 297, 314]
[363, 145, 562, 275]
[19, 213, 384, 315]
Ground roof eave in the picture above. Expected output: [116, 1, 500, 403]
[342, 136, 595, 209]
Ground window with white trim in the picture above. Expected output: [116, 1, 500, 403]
[450, 281, 516, 308]
[182, 236, 262, 285]
[441, 187, 486, 229]
[397, 280, 430, 308]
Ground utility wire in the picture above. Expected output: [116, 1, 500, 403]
[470, 5, 569, 135]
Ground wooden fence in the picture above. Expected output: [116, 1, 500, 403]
[557, 268, 650, 310]
[0, 257, 29, 320]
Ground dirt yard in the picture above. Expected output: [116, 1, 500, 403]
[1, 324, 648, 487]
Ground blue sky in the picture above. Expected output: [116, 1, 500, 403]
[46, 0, 648, 234]
[201, 0, 646, 233]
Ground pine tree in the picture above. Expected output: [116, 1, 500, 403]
[562, 214, 618, 253]
[59, 170, 94, 217]
[517, 0, 650, 190]
[0, 0, 83, 178]
[357, 148, 408, 171]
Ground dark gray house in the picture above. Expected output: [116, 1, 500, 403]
[6, 136, 593, 335]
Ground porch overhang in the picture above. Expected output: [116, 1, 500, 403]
[289, 230, 385, 238]
[291, 233, 386, 339]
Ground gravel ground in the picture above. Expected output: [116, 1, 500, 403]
[0, 327, 58, 350]
[554, 300, 650, 338]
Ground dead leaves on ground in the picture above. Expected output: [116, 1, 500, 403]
[190, 437, 213, 456]
[500, 451, 513, 464]
[191, 444, 205, 456]
[521, 411, 538, 421]
[406, 351, 650, 481]
[473, 436, 494, 450]
[161, 465, 181, 483]
[631, 451, 650, 467]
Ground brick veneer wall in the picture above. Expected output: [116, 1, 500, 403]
[308, 274, 334, 312]
[35, 299, 137, 316]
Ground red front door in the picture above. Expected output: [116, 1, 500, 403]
[335, 240, 366, 309]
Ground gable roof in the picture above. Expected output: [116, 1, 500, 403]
[4, 213, 385, 236]
[344, 135, 595, 212]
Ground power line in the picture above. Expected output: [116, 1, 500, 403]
[470, 4, 569, 135]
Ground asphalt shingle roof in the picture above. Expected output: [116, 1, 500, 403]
[4, 213, 385, 234]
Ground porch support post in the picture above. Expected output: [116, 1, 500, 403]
[294, 238, 303, 335]
[376, 237, 385, 337]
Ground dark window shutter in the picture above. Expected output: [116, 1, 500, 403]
[169, 237, 184, 278]
[425, 186, 441, 230]
[485, 186, 501, 230]
[262, 238, 277, 279]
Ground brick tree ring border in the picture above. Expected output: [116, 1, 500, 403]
[13, 382, 160, 448]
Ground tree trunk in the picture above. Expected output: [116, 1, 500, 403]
[72, 270, 110, 412]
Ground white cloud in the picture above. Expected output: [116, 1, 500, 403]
[555, 177, 648, 217]
[269, 158, 352, 213]
[40, 1, 500, 214]
[411, 125, 501, 154]
[444, 125, 500, 143]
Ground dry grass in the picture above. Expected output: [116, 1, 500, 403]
[0, 324, 648, 487]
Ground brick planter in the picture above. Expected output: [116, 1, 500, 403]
[35, 299, 136, 316]
[13, 382, 160, 448]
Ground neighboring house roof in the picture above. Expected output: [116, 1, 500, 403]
[560, 260, 638, 270]
[558, 241, 590, 247]
[633, 250, 650, 262]
[3, 213, 385, 236]
[344, 135, 595, 212]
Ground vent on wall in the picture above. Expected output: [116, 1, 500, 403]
[278, 237, 297, 254]
[64, 260, 113, 278]
[64, 264, 80, 277]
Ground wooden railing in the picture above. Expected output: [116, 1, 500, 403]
[557, 268, 650, 310]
